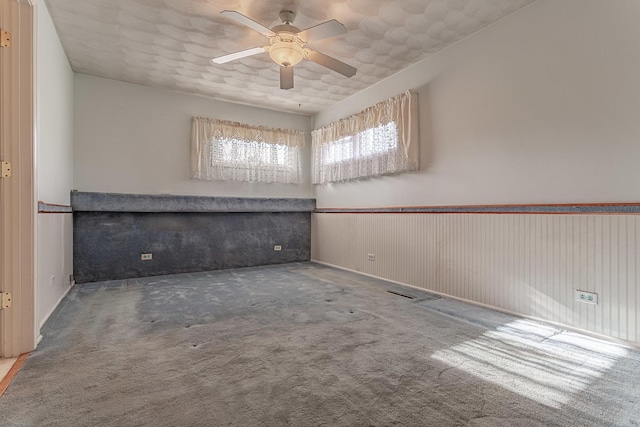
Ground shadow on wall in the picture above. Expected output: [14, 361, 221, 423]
[417, 83, 436, 172]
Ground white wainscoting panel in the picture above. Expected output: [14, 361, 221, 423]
[37, 212, 73, 329]
[312, 213, 639, 346]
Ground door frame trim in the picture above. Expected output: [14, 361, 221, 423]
[0, 0, 36, 357]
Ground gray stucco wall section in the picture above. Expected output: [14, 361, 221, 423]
[38, 202, 73, 213]
[72, 192, 314, 283]
[71, 191, 315, 213]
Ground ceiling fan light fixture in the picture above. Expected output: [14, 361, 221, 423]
[268, 38, 304, 67]
[213, 9, 357, 89]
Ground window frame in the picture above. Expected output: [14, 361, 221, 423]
[311, 91, 419, 184]
[191, 117, 304, 184]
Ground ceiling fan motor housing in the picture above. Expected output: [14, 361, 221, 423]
[268, 27, 304, 67]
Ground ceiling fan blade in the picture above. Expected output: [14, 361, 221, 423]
[220, 10, 275, 37]
[297, 20, 346, 43]
[305, 49, 357, 78]
[280, 66, 294, 90]
[211, 47, 265, 64]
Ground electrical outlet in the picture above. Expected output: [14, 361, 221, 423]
[141, 253, 153, 261]
[50, 275, 56, 286]
[274, 245, 282, 251]
[367, 253, 375, 261]
[575, 290, 598, 305]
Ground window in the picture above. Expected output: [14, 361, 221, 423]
[218, 139, 289, 167]
[311, 91, 419, 184]
[191, 117, 304, 184]
[322, 122, 399, 165]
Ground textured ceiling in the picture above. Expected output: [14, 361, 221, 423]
[45, 0, 536, 114]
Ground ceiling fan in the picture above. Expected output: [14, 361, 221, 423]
[211, 10, 357, 90]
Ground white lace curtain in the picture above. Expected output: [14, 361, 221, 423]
[311, 90, 419, 184]
[191, 117, 304, 184]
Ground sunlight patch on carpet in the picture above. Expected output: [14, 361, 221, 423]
[431, 319, 627, 408]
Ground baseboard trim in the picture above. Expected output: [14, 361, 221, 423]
[0, 353, 28, 397]
[310, 259, 640, 351]
[38, 282, 73, 331]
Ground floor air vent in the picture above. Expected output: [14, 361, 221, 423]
[386, 290, 415, 299]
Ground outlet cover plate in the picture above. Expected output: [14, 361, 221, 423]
[141, 253, 153, 261]
[575, 290, 598, 305]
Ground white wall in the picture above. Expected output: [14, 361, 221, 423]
[313, 0, 640, 208]
[311, 0, 640, 346]
[37, 214, 73, 329]
[313, 213, 640, 347]
[36, 0, 74, 330]
[74, 74, 313, 198]
[37, 0, 73, 205]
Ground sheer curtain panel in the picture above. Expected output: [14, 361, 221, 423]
[191, 117, 304, 184]
[311, 90, 419, 184]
